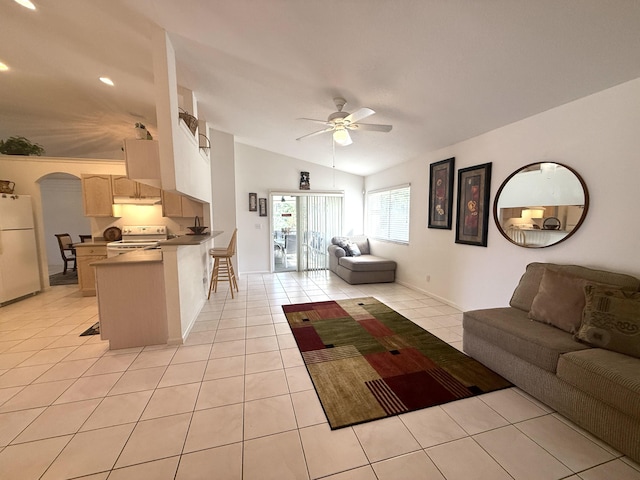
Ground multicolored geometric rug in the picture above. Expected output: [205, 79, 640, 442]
[283, 297, 511, 429]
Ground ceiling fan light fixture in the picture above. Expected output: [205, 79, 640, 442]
[99, 77, 114, 86]
[333, 127, 352, 146]
[0, 62, 9, 72]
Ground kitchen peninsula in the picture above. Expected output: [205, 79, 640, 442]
[93, 231, 223, 349]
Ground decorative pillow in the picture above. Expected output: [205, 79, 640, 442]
[336, 240, 352, 256]
[575, 285, 640, 359]
[528, 268, 588, 333]
[345, 242, 361, 257]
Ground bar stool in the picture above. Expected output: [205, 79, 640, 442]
[208, 228, 238, 299]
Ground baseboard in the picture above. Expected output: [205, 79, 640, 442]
[395, 279, 463, 312]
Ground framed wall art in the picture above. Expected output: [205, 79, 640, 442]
[258, 197, 267, 217]
[299, 171, 310, 190]
[428, 157, 455, 229]
[249, 192, 257, 212]
[455, 162, 492, 246]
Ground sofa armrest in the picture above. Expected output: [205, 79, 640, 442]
[328, 244, 346, 258]
[327, 244, 345, 274]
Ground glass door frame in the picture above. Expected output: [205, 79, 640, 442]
[269, 190, 344, 273]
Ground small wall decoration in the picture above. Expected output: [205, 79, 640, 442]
[249, 192, 257, 212]
[300, 171, 310, 190]
[455, 162, 492, 247]
[428, 157, 455, 229]
[258, 197, 267, 217]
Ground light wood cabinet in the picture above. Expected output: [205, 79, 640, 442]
[123, 139, 161, 186]
[161, 191, 203, 218]
[76, 243, 107, 296]
[81, 174, 113, 217]
[112, 176, 161, 198]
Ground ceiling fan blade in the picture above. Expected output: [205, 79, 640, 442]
[297, 117, 331, 125]
[296, 127, 334, 141]
[344, 107, 375, 124]
[351, 123, 393, 132]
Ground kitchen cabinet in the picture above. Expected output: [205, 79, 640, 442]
[81, 174, 113, 217]
[112, 175, 161, 198]
[123, 139, 161, 187]
[75, 243, 107, 296]
[162, 191, 203, 218]
[94, 252, 168, 349]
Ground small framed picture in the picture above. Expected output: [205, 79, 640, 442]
[300, 171, 310, 190]
[428, 157, 455, 229]
[249, 193, 257, 212]
[455, 162, 492, 247]
[258, 197, 267, 217]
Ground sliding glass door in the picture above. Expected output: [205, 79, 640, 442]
[272, 193, 343, 272]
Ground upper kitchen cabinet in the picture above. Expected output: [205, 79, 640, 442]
[112, 176, 161, 199]
[123, 139, 161, 189]
[162, 190, 203, 218]
[82, 174, 113, 217]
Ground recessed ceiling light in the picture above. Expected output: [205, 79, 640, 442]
[99, 77, 114, 86]
[0, 62, 8, 72]
[14, 0, 36, 10]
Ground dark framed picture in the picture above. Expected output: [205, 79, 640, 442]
[455, 162, 492, 247]
[428, 157, 455, 229]
[258, 197, 267, 217]
[299, 171, 310, 190]
[249, 192, 257, 212]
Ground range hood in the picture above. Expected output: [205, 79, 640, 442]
[112, 196, 162, 205]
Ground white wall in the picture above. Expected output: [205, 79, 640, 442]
[211, 130, 237, 246]
[234, 144, 365, 273]
[365, 77, 640, 311]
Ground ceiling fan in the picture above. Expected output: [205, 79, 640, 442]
[296, 97, 392, 146]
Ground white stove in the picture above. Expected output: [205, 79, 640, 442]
[106, 225, 167, 257]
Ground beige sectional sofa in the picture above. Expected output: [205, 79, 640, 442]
[328, 236, 396, 284]
[463, 262, 640, 462]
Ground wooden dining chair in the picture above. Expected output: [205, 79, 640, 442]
[208, 228, 239, 299]
[54, 233, 77, 274]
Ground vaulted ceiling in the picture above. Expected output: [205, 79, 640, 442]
[1, 0, 639, 176]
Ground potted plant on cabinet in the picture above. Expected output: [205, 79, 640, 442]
[0, 136, 45, 155]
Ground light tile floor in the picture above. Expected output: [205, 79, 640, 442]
[0, 271, 639, 480]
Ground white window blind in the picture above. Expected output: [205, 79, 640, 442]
[367, 185, 410, 243]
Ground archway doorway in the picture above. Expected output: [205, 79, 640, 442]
[39, 173, 90, 275]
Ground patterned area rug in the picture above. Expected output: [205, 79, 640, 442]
[283, 297, 511, 429]
[49, 270, 78, 286]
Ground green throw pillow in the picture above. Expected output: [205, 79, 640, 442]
[575, 285, 640, 359]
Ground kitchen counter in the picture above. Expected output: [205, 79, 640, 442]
[160, 230, 223, 246]
[91, 249, 163, 265]
[73, 240, 109, 247]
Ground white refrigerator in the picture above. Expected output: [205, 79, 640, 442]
[0, 195, 41, 304]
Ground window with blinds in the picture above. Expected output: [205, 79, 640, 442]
[367, 185, 410, 243]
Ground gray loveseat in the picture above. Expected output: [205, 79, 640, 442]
[328, 236, 396, 284]
[463, 262, 640, 462]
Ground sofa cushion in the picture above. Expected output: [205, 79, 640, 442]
[557, 348, 640, 421]
[349, 236, 370, 255]
[338, 255, 396, 272]
[528, 269, 588, 334]
[463, 307, 589, 373]
[510, 263, 640, 312]
[574, 285, 640, 359]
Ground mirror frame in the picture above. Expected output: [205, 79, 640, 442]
[493, 162, 590, 248]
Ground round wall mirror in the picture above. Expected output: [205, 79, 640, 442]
[493, 162, 589, 248]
